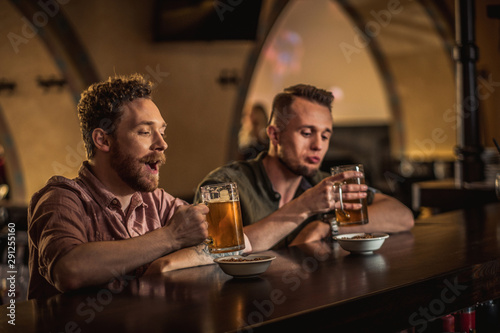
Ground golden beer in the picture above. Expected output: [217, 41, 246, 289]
[331, 164, 369, 226]
[206, 200, 245, 253]
[201, 182, 246, 253]
[334, 177, 369, 226]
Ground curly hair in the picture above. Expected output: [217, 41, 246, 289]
[268, 84, 334, 131]
[77, 74, 153, 159]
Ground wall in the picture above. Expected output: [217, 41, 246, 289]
[0, 1, 82, 203]
[1, 0, 499, 204]
[0, 0, 253, 203]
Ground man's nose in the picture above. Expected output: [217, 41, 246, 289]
[154, 132, 168, 151]
[311, 134, 322, 150]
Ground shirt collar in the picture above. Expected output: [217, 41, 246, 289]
[77, 161, 145, 209]
[252, 152, 281, 200]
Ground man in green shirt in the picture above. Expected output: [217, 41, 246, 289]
[195, 84, 414, 252]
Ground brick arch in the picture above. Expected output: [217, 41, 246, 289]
[229, 0, 455, 162]
[2, 0, 101, 202]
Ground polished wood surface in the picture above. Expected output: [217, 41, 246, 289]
[2, 203, 500, 333]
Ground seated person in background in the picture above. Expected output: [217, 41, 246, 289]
[237, 103, 270, 160]
[195, 84, 414, 252]
[28, 74, 247, 299]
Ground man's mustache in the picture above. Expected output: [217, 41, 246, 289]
[140, 153, 166, 166]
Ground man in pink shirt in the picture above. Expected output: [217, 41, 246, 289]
[28, 74, 234, 299]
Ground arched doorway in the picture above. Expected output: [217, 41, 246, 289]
[231, 0, 455, 194]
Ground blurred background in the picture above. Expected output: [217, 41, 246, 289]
[0, 0, 499, 211]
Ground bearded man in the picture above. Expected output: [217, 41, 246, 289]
[195, 84, 414, 252]
[27, 74, 248, 299]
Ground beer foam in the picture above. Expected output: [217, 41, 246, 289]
[220, 190, 230, 202]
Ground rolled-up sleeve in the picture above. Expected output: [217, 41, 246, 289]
[29, 187, 89, 286]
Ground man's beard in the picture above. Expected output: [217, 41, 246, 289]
[277, 150, 318, 178]
[110, 143, 166, 192]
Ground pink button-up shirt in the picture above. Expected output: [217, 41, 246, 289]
[28, 162, 187, 299]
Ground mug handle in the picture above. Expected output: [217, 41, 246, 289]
[332, 182, 350, 219]
[202, 199, 214, 245]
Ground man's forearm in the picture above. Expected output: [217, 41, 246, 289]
[145, 244, 214, 274]
[367, 194, 414, 232]
[52, 227, 182, 292]
[146, 233, 253, 274]
[339, 193, 414, 234]
[243, 199, 312, 252]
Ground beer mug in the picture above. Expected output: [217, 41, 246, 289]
[330, 164, 369, 226]
[200, 182, 246, 253]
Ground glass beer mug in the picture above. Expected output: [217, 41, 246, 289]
[330, 164, 369, 226]
[200, 182, 245, 253]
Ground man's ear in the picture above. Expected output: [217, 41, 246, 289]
[267, 125, 280, 146]
[92, 128, 111, 153]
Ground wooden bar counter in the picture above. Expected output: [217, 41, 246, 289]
[2, 203, 500, 332]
